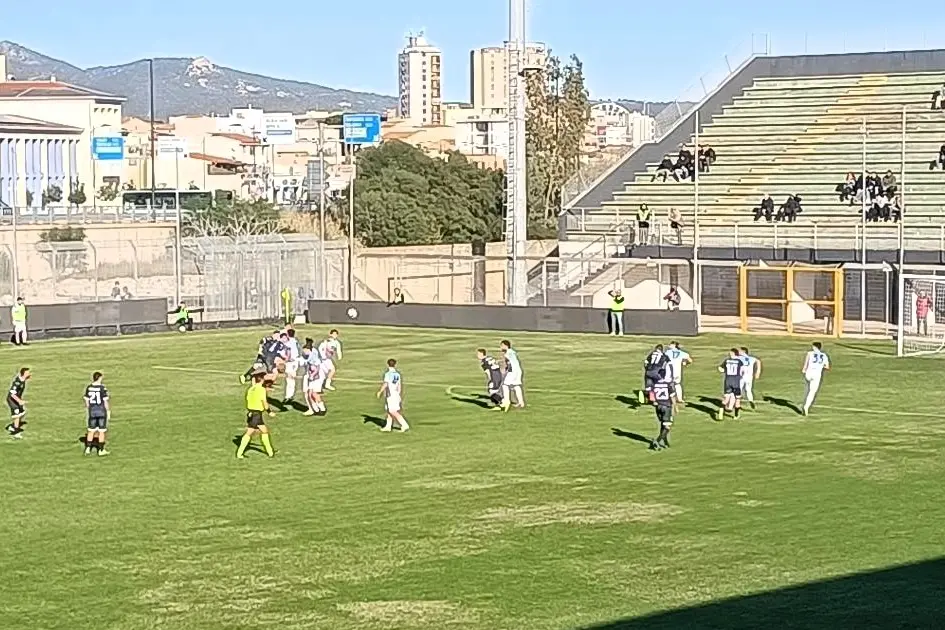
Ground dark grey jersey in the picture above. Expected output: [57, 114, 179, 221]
[651, 380, 674, 408]
[85, 383, 109, 417]
[721, 357, 742, 383]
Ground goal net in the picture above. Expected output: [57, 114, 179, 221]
[897, 273, 945, 356]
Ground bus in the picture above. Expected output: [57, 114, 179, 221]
[121, 189, 234, 211]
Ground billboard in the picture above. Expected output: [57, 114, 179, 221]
[262, 113, 297, 145]
[156, 137, 188, 159]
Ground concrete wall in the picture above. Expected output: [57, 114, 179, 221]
[356, 240, 558, 304]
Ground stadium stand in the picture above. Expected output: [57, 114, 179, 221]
[563, 50, 945, 252]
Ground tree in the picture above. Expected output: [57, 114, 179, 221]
[339, 141, 505, 247]
[182, 198, 282, 238]
[525, 52, 590, 230]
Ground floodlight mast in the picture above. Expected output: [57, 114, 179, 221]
[505, 0, 529, 305]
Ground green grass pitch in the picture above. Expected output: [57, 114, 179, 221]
[1, 325, 944, 629]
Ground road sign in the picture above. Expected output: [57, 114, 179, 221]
[306, 158, 326, 200]
[156, 137, 188, 159]
[342, 114, 381, 145]
[91, 136, 124, 161]
[263, 113, 297, 145]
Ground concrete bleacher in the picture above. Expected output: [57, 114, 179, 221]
[563, 50, 945, 253]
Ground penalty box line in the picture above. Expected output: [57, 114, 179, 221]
[151, 365, 935, 419]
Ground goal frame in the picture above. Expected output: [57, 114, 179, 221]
[738, 263, 845, 337]
[896, 271, 945, 357]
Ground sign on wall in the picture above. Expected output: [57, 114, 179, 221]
[156, 137, 188, 159]
[262, 113, 297, 145]
[91, 136, 125, 161]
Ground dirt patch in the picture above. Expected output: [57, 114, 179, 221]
[404, 472, 580, 491]
[337, 600, 477, 626]
[476, 501, 683, 528]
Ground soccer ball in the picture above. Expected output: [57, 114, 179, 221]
[178, 325, 186, 333]
[346, 307, 359, 319]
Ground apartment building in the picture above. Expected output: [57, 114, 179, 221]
[469, 44, 547, 111]
[397, 34, 442, 126]
[589, 102, 655, 148]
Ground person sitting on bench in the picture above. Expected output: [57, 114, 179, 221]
[170, 302, 194, 331]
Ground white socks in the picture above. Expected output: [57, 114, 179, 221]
[285, 377, 296, 400]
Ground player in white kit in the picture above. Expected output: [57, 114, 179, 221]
[664, 341, 692, 404]
[801, 341, 830, 416]
[302, 344, 327, 416]
[738, 346, 761, 410]
[318, 329, 343, 391]
[377, 358, 409, 432]
[499, 340, 524, 411]
[282, 329, 302, 403]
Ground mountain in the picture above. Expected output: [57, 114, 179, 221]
[0, 41, 397, 118]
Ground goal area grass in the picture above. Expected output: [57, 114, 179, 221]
[1, 325, 943, 629]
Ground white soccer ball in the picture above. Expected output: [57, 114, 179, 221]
[178, 325, 187, 333]
[346, 307, 359, 319]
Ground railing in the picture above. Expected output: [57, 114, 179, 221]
[0, 205, 180, 225]
[560, 34, 771, 210]
[565, 216, 945, 251]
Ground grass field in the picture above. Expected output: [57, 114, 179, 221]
[1, 325, 944, 630]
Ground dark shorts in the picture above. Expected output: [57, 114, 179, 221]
[87, 414, 107, 431]
[656, 404, 674, 425]
[724, 379, 742, 397]
[7, 398, 24, 417]
[246, 410, 266, 429]
[638, 220, 650, 229]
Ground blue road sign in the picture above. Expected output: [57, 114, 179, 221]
[91, 136, 125, 161]
[342, 114, 381, 145]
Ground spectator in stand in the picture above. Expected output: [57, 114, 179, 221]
[675, 144, 694, 181]
[652, 155, 675, 182]
[866, 171, 883, 201]
[667, 207, 683, 245]
[929, 144, 945, 170]
[890, 194, 903, 222]
[636, 204, 652, 244]
[931, 82, 945, 111]
[698, 145, 717, 173]
[881, 170, 898, 198]
[776, 194, 802, 222]
[868, 192, 889, 222]
[753, 193, 775, 222]
[915, 289, 933, 335]
[836, 172, 856, 204]
[664, 286, 681, 311]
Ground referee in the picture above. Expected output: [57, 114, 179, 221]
[235, 372, 275, 459]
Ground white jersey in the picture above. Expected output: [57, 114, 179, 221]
[318, 339, 342, 361]
[665, 348, 690, 383]
[740, 355, 758, 381]
[285, 338, 301, 362]
[803, 350, 829, 380]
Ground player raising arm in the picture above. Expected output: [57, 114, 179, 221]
[377, 359, 409, 432]
[665, 341, 691, 404]
[801, 341, 830, 416]
[649, 377, 677, 451]
[6, 367, 30, 439]
[739, 347, 762, 410]
[717, 349, 743, 421]
[83, 372, 111, 456]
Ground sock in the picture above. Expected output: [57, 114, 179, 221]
[734, 407, 741, 419]
[260, 433, 274, 457]
[316, 401, 326, 412]
[236, 433, 253, 457]
[398, 417, 410, 431]
[501, 385, 511, 408]
[325, 377, 333, 388]
[98, 441, 106, 452]
[383, 417, 393, 430]
[512, 386, 524, 406]
[285, 377, 296, 400]
[674, 383, 683, 400]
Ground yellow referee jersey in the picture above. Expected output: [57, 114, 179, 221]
[245, 383, 268, 411]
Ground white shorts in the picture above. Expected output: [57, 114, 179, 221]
[503, 372, 522, 387]
[805, 374, 822, 385]
[385, 397, 402, 413]
[13, 322, 25, 334]
[284, 360, 299, 378]
[322, 359, 335, 373]
[307, 375, 324, 393]
[740, 377, 753, 389]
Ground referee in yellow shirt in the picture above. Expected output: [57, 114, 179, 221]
[236, 372, 275, 458]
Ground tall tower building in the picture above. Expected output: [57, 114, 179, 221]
[469, 44, 547, 111]
[397, 34, 442, 126]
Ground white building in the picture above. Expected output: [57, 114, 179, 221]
[589, 102, 655, 148]
[397, 34, 442, 126]
[469, 44, 547, 111]
[454, 111, 509, 162]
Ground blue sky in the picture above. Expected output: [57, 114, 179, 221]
[4, 0, 945, 102]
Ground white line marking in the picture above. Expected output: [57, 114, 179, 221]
[152, 365, 935, 420]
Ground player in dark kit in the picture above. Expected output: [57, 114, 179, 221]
[649, 378, 677, 451]
[240, 330, 287, 384]
[717, 348, 743, 421]
[476, 348, 504, 410]
[6, 367, 30, 439]
[638, 344, 669, 404]
[83, 372, 111, 456]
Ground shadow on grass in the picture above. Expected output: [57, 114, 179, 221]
[611, 427, 652, 446]
[449, 392, 493, 409]
[688, 396, 721, 420]
[575, 556, 945, 629]
[764, 395, 803, 415]
[614, 394, 643, 410]
[836, 341, 896, 357]
[362, 414, 386, 428]
[230, 435, 265, 454]
[266, 396, 288, 413]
